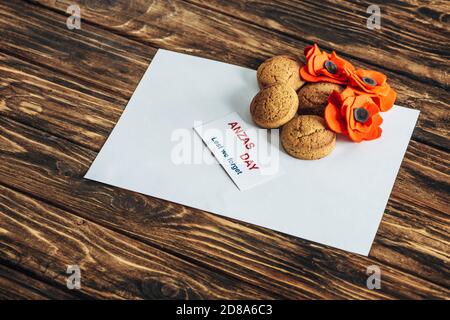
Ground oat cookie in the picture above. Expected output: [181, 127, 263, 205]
[281, 115, 336, 160]
[257, 55, 305, 91]
[250, 84, 299, 129]
[297, 82, 344, 116]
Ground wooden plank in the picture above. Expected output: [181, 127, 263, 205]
[6, 1, 152, 100]
[0, 0, 448, 297]
[0, 184, 273, 299]
[0, 51, 124, 150]
[185, 0, 450, 88]
[0, 263, 79, 299]
[0, 0, 445, 298]
[14, 0, 450, 151]
[0, 117, 448, 299]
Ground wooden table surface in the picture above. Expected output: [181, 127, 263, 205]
[0, 0, 449, 300]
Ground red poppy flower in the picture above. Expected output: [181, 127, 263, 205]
[324, 88, 383, 142]
[300, 44, 355, 85]
[349, 69, 397, 112]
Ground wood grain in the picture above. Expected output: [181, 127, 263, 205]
[0, 263, 78, 299]
[0, 184, 272, 299]
[186, 0, 450, 88]
[0, 51, 125, 150]
[0, 117, 448, 299]
[0, 0, 448, 299]
[16, 0, 449, 151]
[1, 1, 152, 100]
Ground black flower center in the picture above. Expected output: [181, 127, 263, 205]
[362, 76, 377, 86]
[354, 108, 370, 123]
[324, 60, 338, 74]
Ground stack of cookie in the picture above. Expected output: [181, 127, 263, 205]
[250, 55, 337, 160]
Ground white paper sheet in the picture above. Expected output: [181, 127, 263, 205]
[85, 49, 419, 255]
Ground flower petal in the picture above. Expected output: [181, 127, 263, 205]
[365, 126, 383, 141]
[379, 86, 397, 112]
[324, 103, 346, 134]
[347, 127, 364, 142]
[301, 43, 353, 85]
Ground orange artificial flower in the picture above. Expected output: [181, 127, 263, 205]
[324, 88, 383, 142]
[349, 69, 397, 112]
[300, 43, 355, 84]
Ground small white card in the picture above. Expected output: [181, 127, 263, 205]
[194, 112, 283, 191]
